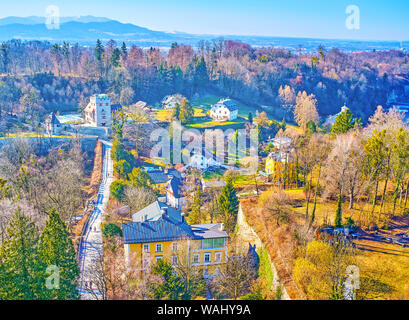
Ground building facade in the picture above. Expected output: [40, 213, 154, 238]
[45, 112, 62, 136]
[210, 99, 239, 121]
[84, 94, 113, 127]
[123, 201, 228, 278]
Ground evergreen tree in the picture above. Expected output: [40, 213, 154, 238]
[306, 120, 317, 137]
[331, 107, 360, 134]
[335, 190, 343, 227]
[38, 209, 79, 300]
[194, 56, 209, 88]
[150, 259, 184, 300]
[0, 209, 45, 300]
[121, 42, 127, 57]
[111, 48, 122, 67]
[95, 39, 104, 61]
[248, 112, 253, 124]
[189, 186, 203, 224]
[218, 178, 239, 233]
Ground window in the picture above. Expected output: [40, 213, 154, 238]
[172, 242, 178, 252]
[143, 244, 150, 253]
[156, 256, 163, 261]
[214, 238, 225, 248]
[215, 252, 222, 263]
[156, 243, 163, 253]
[202, 239, 213, 249]
[172, 255, 178, 266]
[204, 252, 211, 264]
[192, 253, 199, 265]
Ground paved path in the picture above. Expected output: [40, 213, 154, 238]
[78, 140, 113, 300]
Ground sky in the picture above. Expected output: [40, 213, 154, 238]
[0, 0, 408, 41]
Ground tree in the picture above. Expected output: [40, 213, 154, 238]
[103, 224, 123, 238]
[124, 186, 157, 215]
[150, 259, 184, 300]
[111, 48, 122, 67]
[128, 167, 153, 189]
[258, 189, 293, 226]
[0, 209, 45, 299]
[95, 39, 104, 61]
[178, 98, 194, 124]
[110, 180, 127, 202]
[248, 112, 253, 124]
[331, 107, 360, 134]
[214, 255, 256, 300]
[113, 159, 132, 180]
[335, 191, 343, 227]
[188, 186, 203, 224]
[293, 91, 319, 131]
[293, 240, 355, 300]
[278, 85, 295, 119]
[218, 178, 239, 233]
[38, 208, 79, 300]
[121, 42, 127, 58]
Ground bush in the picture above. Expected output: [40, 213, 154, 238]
[110, 179, 127, 202]
[103, 223, 122, 238]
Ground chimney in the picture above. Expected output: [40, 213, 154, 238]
[219, 223, 224, 231]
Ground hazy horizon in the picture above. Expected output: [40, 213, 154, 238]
[1, 0, 408, 41]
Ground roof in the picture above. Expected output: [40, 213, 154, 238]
[123, 219, 228, 244]
[214, 99, 239, 112]
[124, 201, 229, 244]
[123, 216, 194, 244]
[47, 112, 60, 125]
[166, 176, 183, 198]
[148, 170, 171, 184]
[132, 200, 182, 223]
[166, 168, 182, 180]
[190, 223, 229, 239]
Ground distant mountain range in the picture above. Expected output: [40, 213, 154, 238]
[0, 16, 407, 52]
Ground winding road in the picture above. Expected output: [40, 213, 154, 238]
[78, 140, 113, 300]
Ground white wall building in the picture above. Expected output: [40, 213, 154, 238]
[210, 99, 239, 121]
[84, 94, 113, 127]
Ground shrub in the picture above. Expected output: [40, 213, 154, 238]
[110, 179, 127, 202]
[103, 223, 122, 238]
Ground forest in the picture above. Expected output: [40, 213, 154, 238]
[0, 39, 409, 133]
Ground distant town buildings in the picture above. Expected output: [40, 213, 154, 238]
[84, 94, 113, 127]
[45, 112, 62, 136]
[210, 99, 239, 121]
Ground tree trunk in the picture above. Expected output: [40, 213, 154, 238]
[349, 186, 355, 210]
[404, 180, 409, 210]
[305, 170, 313, 221]
[371, 180, 379, 217]
[380, 178, 389, 215]
[310, 165, 322, 227]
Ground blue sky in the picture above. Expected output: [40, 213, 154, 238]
[2, 0, 409, 40]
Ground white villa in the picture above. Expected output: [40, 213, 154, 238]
[84, 94, 113, 127]
[45, 112, 62, 136]
[161, 94, 186, 109]
[210, 99, 239, 121]
[189, 152, 221, 170]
